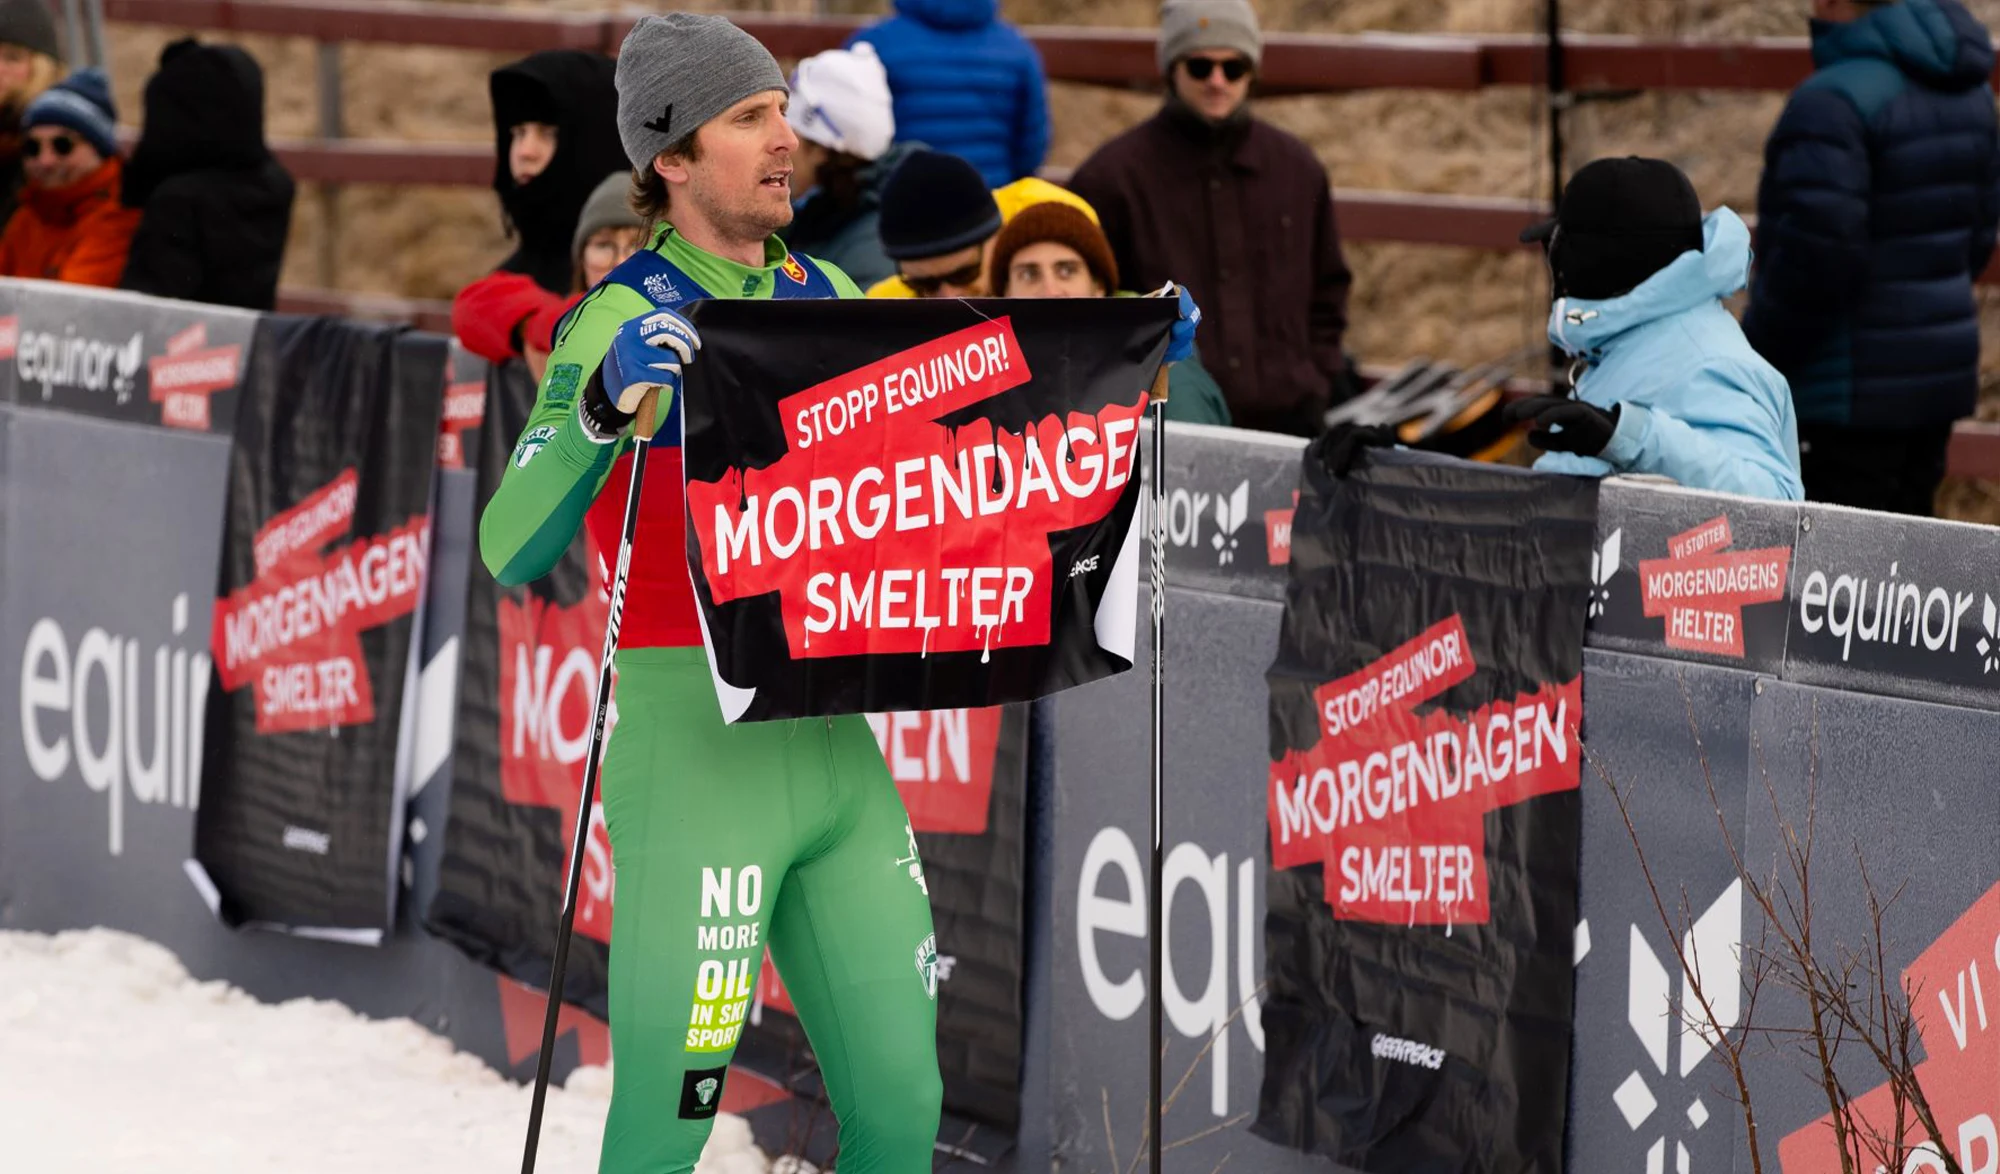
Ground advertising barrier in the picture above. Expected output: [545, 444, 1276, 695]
[4, 282, 1999, 1173]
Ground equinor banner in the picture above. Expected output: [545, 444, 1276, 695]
[679, 299, 1173, 721]
[1257, 449, 1597, 1170]
[192, 318, 446, 938]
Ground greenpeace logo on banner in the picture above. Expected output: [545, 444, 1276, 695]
[689, 316, 1143, 660]
[1268, 614, 1581, 923]
[1797, 562, 1995, 672]
[1371, 1033, 1446, 1070]
[1613, 881, 1742, 1174]
[437, 380, 485, 470]
[1637, 515, 1790, 658]
[213, 468, 429, 733]
[496, 588, 614, 945]
[1162, 480, 1252, 566]
[19, 595, 211, 856]
[148, 322, 242, 431]
[1779, 879, 2000, 1174]
[865, 708, 1003, 835]
[19, 326, 143, 403]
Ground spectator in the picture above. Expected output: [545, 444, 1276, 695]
[0, 67, 138, 286]
[987, 198, 1231, 425]
[0, 0, 62, 230]
[782, 43, 907, 289]
[847, 0, 1048, 186]
[452, 49, 624, 366]
[502, 170, 645, 381]
[1068, 0, 1353, 438]
[1742, 0, 2000, 517]
[119, 38, 294, 310]
[870, 147, 1094, 298]
[1504, 157, 1803, 501]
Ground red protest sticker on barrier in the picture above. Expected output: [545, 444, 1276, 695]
[1638, 515, 1790, 658]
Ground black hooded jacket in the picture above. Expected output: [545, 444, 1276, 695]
[119, 38, 295, 310]
[488, 50, 624, 295]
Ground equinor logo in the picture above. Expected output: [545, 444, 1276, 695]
[1163, 480, 1251, 566]
[1797, 564, 1992, 667]
[18, 328, 144, 403]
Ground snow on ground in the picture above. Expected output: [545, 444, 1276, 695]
[0, 928, 768, 1174]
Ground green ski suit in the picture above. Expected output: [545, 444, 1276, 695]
[478, 227, 943, 1173]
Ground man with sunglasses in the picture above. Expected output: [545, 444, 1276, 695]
[0, 66, 138, 286]
[1069, 0, 1353, 438]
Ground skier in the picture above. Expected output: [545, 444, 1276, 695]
[478, 14, 1198, 1173]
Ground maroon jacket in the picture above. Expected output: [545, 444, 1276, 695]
[1068, 102, 1351, 436]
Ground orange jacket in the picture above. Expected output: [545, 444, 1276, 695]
[0, 156, 142, 287]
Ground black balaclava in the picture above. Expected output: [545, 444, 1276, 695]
[1524, 156, 1705, 301]
[122, 38, 271, 209]
[489, 50, 625, 295]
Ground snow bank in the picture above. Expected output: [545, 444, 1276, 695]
[0, 928, 768, 1174]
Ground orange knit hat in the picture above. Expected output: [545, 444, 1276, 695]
[988, 200, 1120, 295]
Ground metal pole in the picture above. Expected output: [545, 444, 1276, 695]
[58, 0, 83, 69]
[520, 394, 657, 1174]
[1147, 393, 1167, 1174]
[316, 42, 344, 290]
[78, 0, 106, 71]
[1546, 0, 1566, 208]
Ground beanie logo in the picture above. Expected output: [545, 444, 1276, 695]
[781, 255, 808, 285]
[643, 103, 674, 136]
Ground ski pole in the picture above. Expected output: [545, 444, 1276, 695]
[1146, 361, 1169, 1174]
[520, 389, 659, 1174]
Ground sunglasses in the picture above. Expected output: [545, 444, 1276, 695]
[1183, 57, 1251, 82]
[23, 134, 75, 159]
[901, 260, 985, 297]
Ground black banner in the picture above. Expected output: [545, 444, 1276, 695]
[424, 360, 1031, 1127]
[1256, 449, 1598, 1170]
[192, 317, 446, 937]
[679, 298, 1172, 721]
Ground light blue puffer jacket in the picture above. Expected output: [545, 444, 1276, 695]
[1535, 208, 1805, 501]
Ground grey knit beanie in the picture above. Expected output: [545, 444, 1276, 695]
[615, 13, 788, 171]
[1157, 0, 1263, 74]
[0, 0, 61, 63]
[573, 170, 644, 260]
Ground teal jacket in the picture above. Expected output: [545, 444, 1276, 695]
[1535, 209, 1804, 501]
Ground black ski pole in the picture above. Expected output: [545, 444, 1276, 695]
[520, 390, 658, 1174]
[1147, 366, 1169, 1174]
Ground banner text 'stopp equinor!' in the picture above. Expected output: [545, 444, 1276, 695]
[679, 299, 1176, 721]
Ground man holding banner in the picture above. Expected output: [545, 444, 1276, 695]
[479, 13, 1196, 1173]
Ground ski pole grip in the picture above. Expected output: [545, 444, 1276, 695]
[635, 388, 660, 441]
[1151, 362, 1172, 404]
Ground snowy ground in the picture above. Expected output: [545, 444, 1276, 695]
[0, 928, 769, 1174]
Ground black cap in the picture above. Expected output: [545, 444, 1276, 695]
[878, 149, 1003, 261]
[1522, 156, 1705, 299]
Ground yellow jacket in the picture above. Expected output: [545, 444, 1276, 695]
[865, 177, 1097, 298]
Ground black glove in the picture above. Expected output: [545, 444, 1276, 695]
[1505, 395, 1620, 457]
[1310, 422, 1399, 479]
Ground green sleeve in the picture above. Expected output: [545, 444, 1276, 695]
[477, 281, 652, 587]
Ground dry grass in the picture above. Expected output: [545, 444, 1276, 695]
[97, 0, 2000, 513]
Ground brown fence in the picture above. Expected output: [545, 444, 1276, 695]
[100, 0, 2000, 475]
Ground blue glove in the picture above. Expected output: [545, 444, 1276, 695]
[581, 307, 701, 439]
[1157, 282, 1202, 365]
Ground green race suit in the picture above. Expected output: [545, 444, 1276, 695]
[478, 228, 943, 1174]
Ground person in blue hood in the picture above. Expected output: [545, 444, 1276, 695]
[845, 0, 1049, 187]
[1743, 0, 2000, 517]
[1503, 157, 1805, 502]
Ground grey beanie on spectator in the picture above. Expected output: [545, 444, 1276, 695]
[615, 13, 788, 171]
[0, 0, 61, 62]
[573, 170, 643, 260]
[1157, 0, 1263, 73]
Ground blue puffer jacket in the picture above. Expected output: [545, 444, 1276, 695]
[1537, 209, 1805, 501]
[1742, 0, 2000, 429]
[846, 0, 1049, 186]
